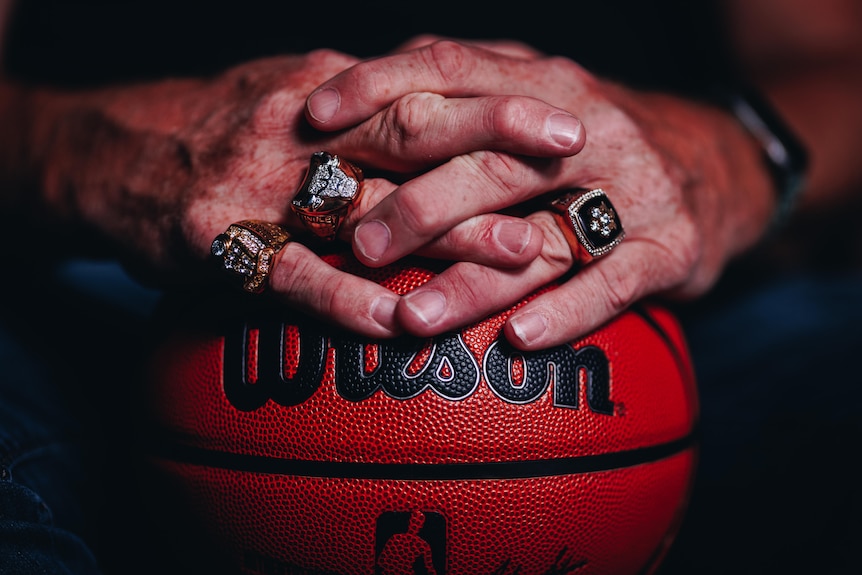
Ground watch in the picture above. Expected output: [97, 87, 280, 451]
[720, 84, 810, 230]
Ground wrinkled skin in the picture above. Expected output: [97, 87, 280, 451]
[14, 0, 862, 349]
[24, 49, 586, 337]
[305, 38, 775, 349]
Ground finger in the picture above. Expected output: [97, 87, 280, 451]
[350, 151, 565, 266]
[392, 209, 679, 349]
[502, 201, 702, 350]
[339, 181, 544, 269]
[414, 214, 543, 268]
[502, 239, 669, 350]
[327, 92, 584, 172]
[394, 212, 574, 336]
[306, 40, 531, 128]
[268, 241, 402, 338]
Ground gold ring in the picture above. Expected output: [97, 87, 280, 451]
[290, 151, 364, 240]
[210, 220, 291, 294]
[548, 188, 625, 265]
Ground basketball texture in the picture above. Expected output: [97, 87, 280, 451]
[143, 251, 699, 575]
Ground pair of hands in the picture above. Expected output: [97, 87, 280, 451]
[54, 37, 775, 349]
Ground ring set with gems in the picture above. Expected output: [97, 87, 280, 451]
[210, 220, 292, 294]
[547, 188, 625, 265]
[210, 151, 364, 295]
[211, 151, 626, 296]
[290, 151, 364, 241]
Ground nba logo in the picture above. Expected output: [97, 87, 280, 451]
[375, 510, 446, 575]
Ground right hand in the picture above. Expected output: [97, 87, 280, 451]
[302, 39, 778, 348]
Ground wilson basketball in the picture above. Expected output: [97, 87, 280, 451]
[142, 251, 699, 575]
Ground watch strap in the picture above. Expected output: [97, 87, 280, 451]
[720, 84, 809, 231]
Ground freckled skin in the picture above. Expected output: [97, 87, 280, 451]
[4, 0, 862, 343]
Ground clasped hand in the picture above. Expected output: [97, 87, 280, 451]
[301, 37, 775, 348]
[63, 38, 774, 349]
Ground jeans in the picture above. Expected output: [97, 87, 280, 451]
[1, 259, 860, 574]
[0, 260, 161, 574]
[662, 268, 862, 575]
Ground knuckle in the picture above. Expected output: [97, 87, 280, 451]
[465, 151, 530, 203]
[385, 92, 445, 144]
[394, 187, 441, 236]
[318, 274, 353, 318]
[443, 266, 497, 311]
[425, 40, 473, 84]
[486, 96, 533, 139]
[535, 214, 574, 272]
[278, 248, 346, 317]
[278, 247, 317, 299]
[360, 68, 395, 105]
[594, 257, 640, 314]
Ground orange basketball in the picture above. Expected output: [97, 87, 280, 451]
[142, 251, 699, 575]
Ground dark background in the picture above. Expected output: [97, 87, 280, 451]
[4, 1, 860, 574]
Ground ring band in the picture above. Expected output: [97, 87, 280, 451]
[291, 151, 364, 240]
[211, 220, 291, 294]
[548, 188, 625, 264]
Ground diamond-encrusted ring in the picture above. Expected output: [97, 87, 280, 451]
[547, 188, 625, 265]
[291, 151, 364, 241]
[210, 220, 292, 294]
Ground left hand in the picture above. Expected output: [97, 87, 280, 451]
[21, 51, 582, 338]
[305, 38, 777, 349]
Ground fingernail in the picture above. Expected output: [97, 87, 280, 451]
[509, 312, 548, 346]
[547, 113, 583, 148]
[370, 295, 398, 329]
[307, 88, 340, 123]
[354, 220, 391, 262]
[494, 220, 532, 255]
[403, 290, 447, 327]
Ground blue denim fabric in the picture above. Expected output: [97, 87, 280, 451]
[660, 269, 862, 575]
[0, 260, 161, 575]
[0, 306, 100, 574]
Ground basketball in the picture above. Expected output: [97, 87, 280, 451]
[142, 250, 699, 575]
